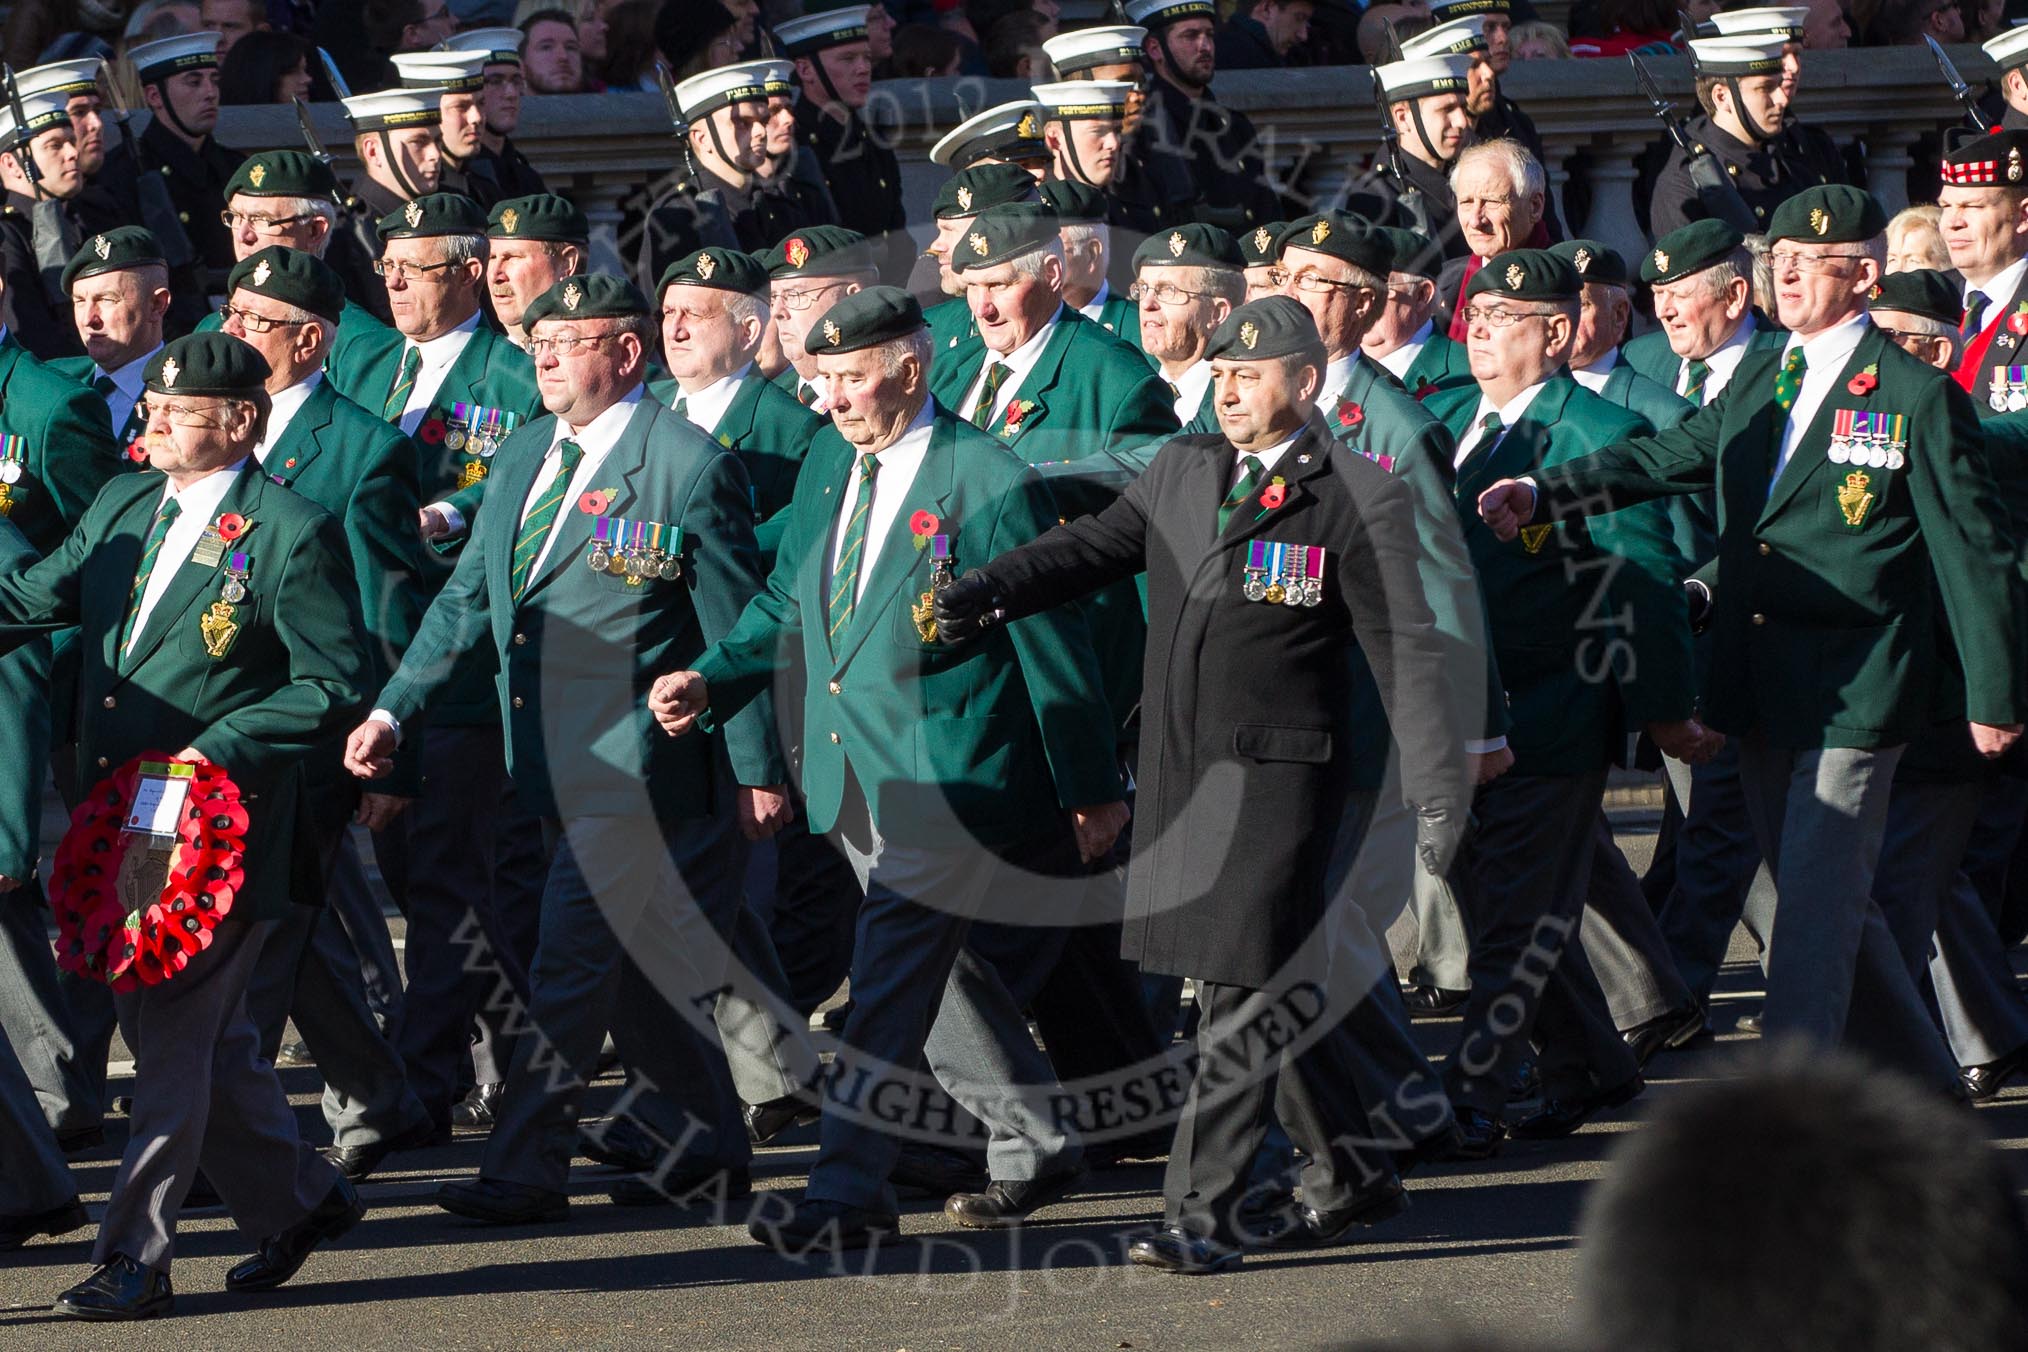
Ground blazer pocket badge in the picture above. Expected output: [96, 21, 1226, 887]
[200, 549, 252, 659]
[1242, 540, 1325, 607]
[914, 533, 955, 641]
[1836, 470, 1876, 528]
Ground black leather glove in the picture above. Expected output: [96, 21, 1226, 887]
[932, 568, 1003, 646]
[1684, 578, 1713, 636]
[1415, 799, 1465, 878]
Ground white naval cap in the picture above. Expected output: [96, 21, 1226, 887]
[128, 31, 221, 83]
[1041, 25, 1147, 75]
[16, 58, 101, 100]
[1985, 23, 2028, 72]
[929, 99, 1045, 167]
[1700, 6, 1808, 37]
[1686, 33, 1789, 74]
[674, 64, 769, 120]
[342, 85, 449, 132]
[0, 87, 73, 149]
[776, 6, 872, 56]
[392, 49, 488, 94]
[1031, 79, 1136, 119]
[1375, 53, 1474, 101]
[440, 26, 524, 65]
[1398, 16, 1490, 59]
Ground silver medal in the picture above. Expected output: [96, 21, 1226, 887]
[445, 427, 466, 452]
[1828, 440, 1848, 465]
[1993, 390, 2011, 413]
[1887, 449, 1905, 469]
[0, 461, 19, 484]
[2010, 388, 2028, 413]
[658, 555, 682, 581]
[1243, 576, 1267, 602]
[221, 578, 247, 603]
[588, 546, 611, 572]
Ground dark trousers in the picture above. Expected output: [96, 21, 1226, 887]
[1656, 745, 1772, 1005]
[752, 795, 861, 1017]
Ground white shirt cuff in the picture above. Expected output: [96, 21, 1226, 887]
[1465, 737, 1508, 755]
[369, 709, 402, 743]
[425, 501, 466, 536]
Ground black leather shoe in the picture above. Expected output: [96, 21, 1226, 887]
[744, 1091, 820, 1146]
[1511, 1074, 1645, 1140]
[1506, 1055, 1541, 1102]
[275, 1040, 314, 1067]
[608, 1165, 752, 1207]
[1736, 1007, 1764, 1035]
[1260, 1177, 1410, 1249]
[1622, 1005, 1707, 1067]
[320, 1117, 448, 1181]
[1450, 1106, 1506, 1160]
[945, 1165, 1087, 1229]
[55, 1254, 173, 1321]
[1125, 1226, 1242, 1275]
[890, 1144, 988, 1197]
[1393, 1121, 1467, 1176]
[435, 1177, 569, 1224]
[1962, 1041, 2028, 1101]
[57, 1125, 105, 1154]
[452, 1082, 504, 1128]
[578, 1115, 661, 1171]
[225, 1177, 365, 1292]
[0, 1198, 89, 1250]
[1402, 984, 1470, 1017]
[748, 1197, 897, 1253]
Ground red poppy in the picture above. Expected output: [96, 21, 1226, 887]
[578, 489, 611, 515]
[1003, 402, 1032, 431]
[1846, 372, 1877, 396]
[1336, 399, 1364, 429]
[910, 510, 940, 537]
[126, 441, 147, 462]
[1259, 481, 1288, 510]
[418, 418, 446, 445]
[215, 513, 246, 541]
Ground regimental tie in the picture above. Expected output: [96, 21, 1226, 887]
[1217, 454, 1265, 533]
[1963, 290, 1989, 340]
[1772, 347, 1807, 416]
[971, 362, 1011, 429]
[380, 344, 422, 422]
[1461, 411, 1503, 470]
[1682, 358, 1711, 406]
[797, 381, 818, 408]
[509, 438, 583, 601]
[828, 452, 879, 637]
[119, 496, 180, 665]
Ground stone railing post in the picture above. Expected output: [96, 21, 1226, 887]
[1575, 132, 1648, 262]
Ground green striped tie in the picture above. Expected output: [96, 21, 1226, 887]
[509, 438, 584, 601]
[1217, 454, 1264, 533]
[1682, 358, 1710, 406]
[1773, 347, 1806, 416]
[970, 362, 1011, 429]
[827, 452, 879, 638]
[380, 344, 421, 422]
[119, 497, 181, 664]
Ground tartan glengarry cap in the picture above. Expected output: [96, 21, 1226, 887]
[764, 224, 879, 279]
[805, 285, 924, 355]
[61, 226, 163, 293]
[377, 192, 489, 241]
[1132, 223, 1242, 272]
[1640, 219, 1745, 284]
[1278, 211, 1395, 278]
[1767, 183, 1887, 245]
[521, 273, 651, 327]
[1037, 177, 1108, 225]
[660, 246, 769, 297]
[226, 149, 341, 202]
[1378, 226, 1443, 281]
[228, 246, 346, 324]
[1238, 221, 1286, 268]
[951, 202, 1062, 272]
[1941, 127, 2028, 188]
[487, 193, 588, 244]
[145, 332, 271, 397]
[1204, 296, 1326, 362]
[1465, 248, 1580, 301]
[1549, 238, 1629, 288]
[932, 162, 1039, 220]
[1867, 268, 1962, 328]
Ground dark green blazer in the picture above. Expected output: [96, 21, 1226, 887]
[1620, 322, 1785, 395]
[0, 519, 48, 880]
[1396, 329, 1472, 397]
[0, 342, 127, 557]
[1179, 372, 1217, 435]
[1086, 290, 1142, 351]
[925, 296, 979, 358]
[196, 299, 403, 408]
[1428, 374, 1696, 775]
[379, 393, 783, 822]
[1534, 325, 2027, 749]
[0, 465, 366, 920]
[646, 369, 825, 567]
[695, 401, 1124, 847]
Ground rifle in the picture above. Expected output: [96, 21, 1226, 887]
[316, 47, 351, 101]
[3, 63, 83, 305]
[1372, 67, 1431, 237]
[1925, 34, 1991, 132]
[294, 97, 333, 165]
[95, 57, 197, 271]
[1630, 51, 1760, 235]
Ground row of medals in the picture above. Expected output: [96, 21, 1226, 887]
[1243, 546, 1323, 608]
[587, 538, 683, 582]
[1827, 438, 1904, 469]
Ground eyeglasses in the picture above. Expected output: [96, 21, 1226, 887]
[1286, 272, 1372, 295]
[1767, 249, 1869, 273]
[771, 282, 850, 312]
[1461, 305, 1559, 327]
[372, 257, 464, 283]
[144, 399, 241, 428]
[220, 209, 313, 234]
[217, 304, 311, 334]
[483, 73, 526, 92]
[1128, 280, 1217, 305]
[526, 331, 624, 358]
[1876, 326, 1946, 348]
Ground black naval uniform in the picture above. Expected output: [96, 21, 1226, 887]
[0, 193, 83, 361]
[1382, 151, 1466, 262]
[1112, 119, 1205, 241]
[1649, 113, 1833, 239]
[438, 153, 505, 212]
[793, 99, 910, 282]
[1213, 14, 1282, 69]
[474, 138, 546, 199]
[1145, 78, 1282, 233]
[618, 154, 819, 299]
[97, 119, 246, 297]
[336, 177, 408, 326]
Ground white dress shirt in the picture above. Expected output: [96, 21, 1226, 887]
[1323, 351, 1361, 400]
[91, 345, 160, 435]
[828, 398, 936, 606]
[396, 312, 482, 435]
[673, 362, 753, 436]
[1771, 312, 1870, 487]
[1677, 319, 1756, 402]
[253, 372, 323, 463]
[520, 386, 642, 578]
[125, 459, 248, 657]
[1165, 360, 1211, 426]
[960, 308, 1061, 429]
[1077, 281, 1114, 328]
[1964, 255, 2028, 329]
[1571, 348, 1617, 394]
[1371, 321, 1434, 383]
[1461, 380, 1549, 469]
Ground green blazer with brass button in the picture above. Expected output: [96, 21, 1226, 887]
[1532, 325, 2028, 748]
[1621, 321, 1785, 395]
[1087, 290, 1142, 351]
[0, 342, 128, 558]
[377, 392, 784, 822]
[694, 400, 1124, 848]
[197, 299, 403, 407]
[0, 465, 367, 921]
[646, 368, 825, 569]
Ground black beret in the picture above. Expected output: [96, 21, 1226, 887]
[1377, 225, 1442, 281]
[659, 247, 768, 297]
[377, 192, 489, 241]
[1238, 221, 1286, 268]
[1550, 238, 1630, 288]
[1767, 184, 1888, 246]
[1465, 249, 1580, 301]
[805, 285, 924, 355]
[1867, 268, 1961, 328]
[145, 332, 271, 397]
[1131, 223, 1242, 272]
[951, 202, 1062, 272]
[1278, 211, 1393, 278]
[488, 193, 588, 244]
[62, 226, 164, 293]
[521, 273, 650, 327]
[932, 163, 1040, 220]
[1037, 177, 1107, 225]
[1940, 126, 2028, 188]
[1204, 295, 1326, 363]
[764, 225, 880, 279]
[1641, 219, 1746, 285]
[225, 149, 340, 202]
[226, 246, 345, 323]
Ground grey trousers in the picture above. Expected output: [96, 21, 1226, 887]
[0, 1021, 75, 1218]
[1580, 811, 1694, 1030]
[1405, 869, 1473, 992]
[0, 886, 99, 1136]
[1658, 747, 1773, 1005]
[326, 832, 402, 1023]
[96, 918, 335, 1271]
[710, 902, 822, 1108]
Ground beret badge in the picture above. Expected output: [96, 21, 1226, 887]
[1653, 248, 1669, 273]
[1505, 263, 1525, 289]
[562, 281, 582, 311]
[500, 207, 519, 234]
[161, 357, 180, 388]
[968, 232, 989, 256]
[956, 185, 973, 212]
[1809, 207, 1829, 236]
[1310, 218, 1330, 245]
[1168, 231, 1186, 257]
[822, 319, 842, 345]
[1252, 227, 1271, 255]
[404, 199, 424, 229]
[1572, 247, 1592, 275]
[252, 259, 272, 286]
[786, 237, 810, 268]
[248, 162, 266, 189]
[93, 235, 110, 260]
[696, 252, 716, 279]
[1239, 320, 1258, 350]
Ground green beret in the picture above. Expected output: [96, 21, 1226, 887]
[1238, 221, 1286, 268]
[1640, 219, 1745, 285]
[1767, 184, 1887, 246]
[1867, 268, 1961, 328]
[225, 149, 340, 202]
[61, 226, 164, 293]
[1131, 223, 1242, 272]
[1549, 239, 1629, 289]
[145, 332, 271, 397]
[932, 163, 1039, 221]
[377, 192, 489, 242]
[521, 273, 651, 328]
[1037, 177, 1107, 225]
[487, 193, 588, 245]
[1278, 211, 1393, 278]
[1377, 226, 1441, 281]
[1465, 249, 1580, 302]
[1203, 296, 1325, 363]
[226, 246, 345, 324]
[951, 202, 1061, 273]
[763, 225, 880, 280]
[804, 285, 924, 355]
[659, 247, 768, 297]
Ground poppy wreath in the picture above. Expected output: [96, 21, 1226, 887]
[48, 754, 249, 990]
